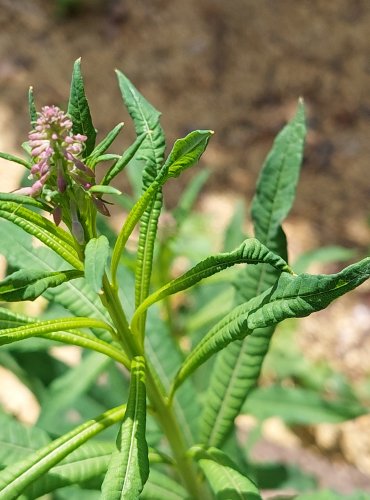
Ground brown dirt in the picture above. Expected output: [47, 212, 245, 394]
[0, 0, 369, 247]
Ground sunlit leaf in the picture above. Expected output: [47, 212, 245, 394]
[101, 356, 149, 499]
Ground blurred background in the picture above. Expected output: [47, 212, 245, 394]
[0, 0, 370, 496]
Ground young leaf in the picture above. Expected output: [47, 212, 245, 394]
[0, 405, 126, 499]
[0, 269, 83, 302]
[172, 258, 370, 395]
[84, 236, 110, 293]
[28, 86, 37, 125]
[87, 122, 124, 160]
[190, 446, 261, 500]
[163, 129, 213, 179]
[101, 132, 147, 186]
[101, 356, 149, 499]
[131, 238, 292, 336]
[200, 100, 307, 447]
[88, 185, 122, 196]
[68, 58, 96, 156]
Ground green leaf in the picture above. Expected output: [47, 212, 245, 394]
[28, 86, 37, 125]
[68, 58, 96, 156]
[0, 317, 115, 347]
[201, 100, 307, 447]
[0, 152, 31, 169]
[0, 405, 126, 499]
[0, 411, 51, 467]
[145, 308, 200, 446]
[190, 446, 261, 500]
[243, 385, 366, 425]
[88, 185, 122, 196]
[140, 469, 189, 500]
[172, 258, 370, 395]
[115, 70, 166, 331]
[164, 130, 213, 179]
[20, 441, 113, 499]
[101, 133, 147, 186]
[0, 201, 82, 270]
[0, 221, 111, 339]
[84, 236, 110, 293]
[16, 443, 172, 499]
[0, 269, 83, 302]
[0, 307, 38, 329]
[37, 352, 112, 432]
[131, 238, 292, 336]
[101, 356, 149, 500]
[110, 176, 161, 288]
[88, 122, 124, 160]
[0, 193, 51, 211]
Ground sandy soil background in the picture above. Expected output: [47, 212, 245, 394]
[0, 0, 370, 496]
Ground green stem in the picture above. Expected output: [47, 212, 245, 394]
[101, 274, 141, 357]
[101, 277, 207, 499]
[145, 367, 208, 500]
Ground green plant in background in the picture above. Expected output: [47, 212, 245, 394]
[0, 58, 368, 499]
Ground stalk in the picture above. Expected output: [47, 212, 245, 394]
[102, 277, 209, 499]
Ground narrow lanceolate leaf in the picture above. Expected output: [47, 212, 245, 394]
[28, 86, 37, 125]
[68, 58, 96, 156]
[101, 132, 147, 186]
[131, 238, 291, 335]
[201, 100, 306, 447]
[190, 446, 261, 500]
[0, 322, 128, 367]
[0, 317, 115, 347]
[172, 258, 370, 395]
[0, 269, 83, 302]
[116, 70, 166, 323]
[17, 444, 171, 499]
[84, 236, 110, 293]
[0, 201, 82, 269]
[0, 221, 111, 339]
[145, 309, 200, 446]
[0, 405, 126, 500]
[88, 122, 124, 160]
[163, 129, 213, 179]
[101, 356, 149, 500]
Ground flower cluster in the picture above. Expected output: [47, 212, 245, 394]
[14, 105, 110, 242]
[17, 106, 88, 197]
